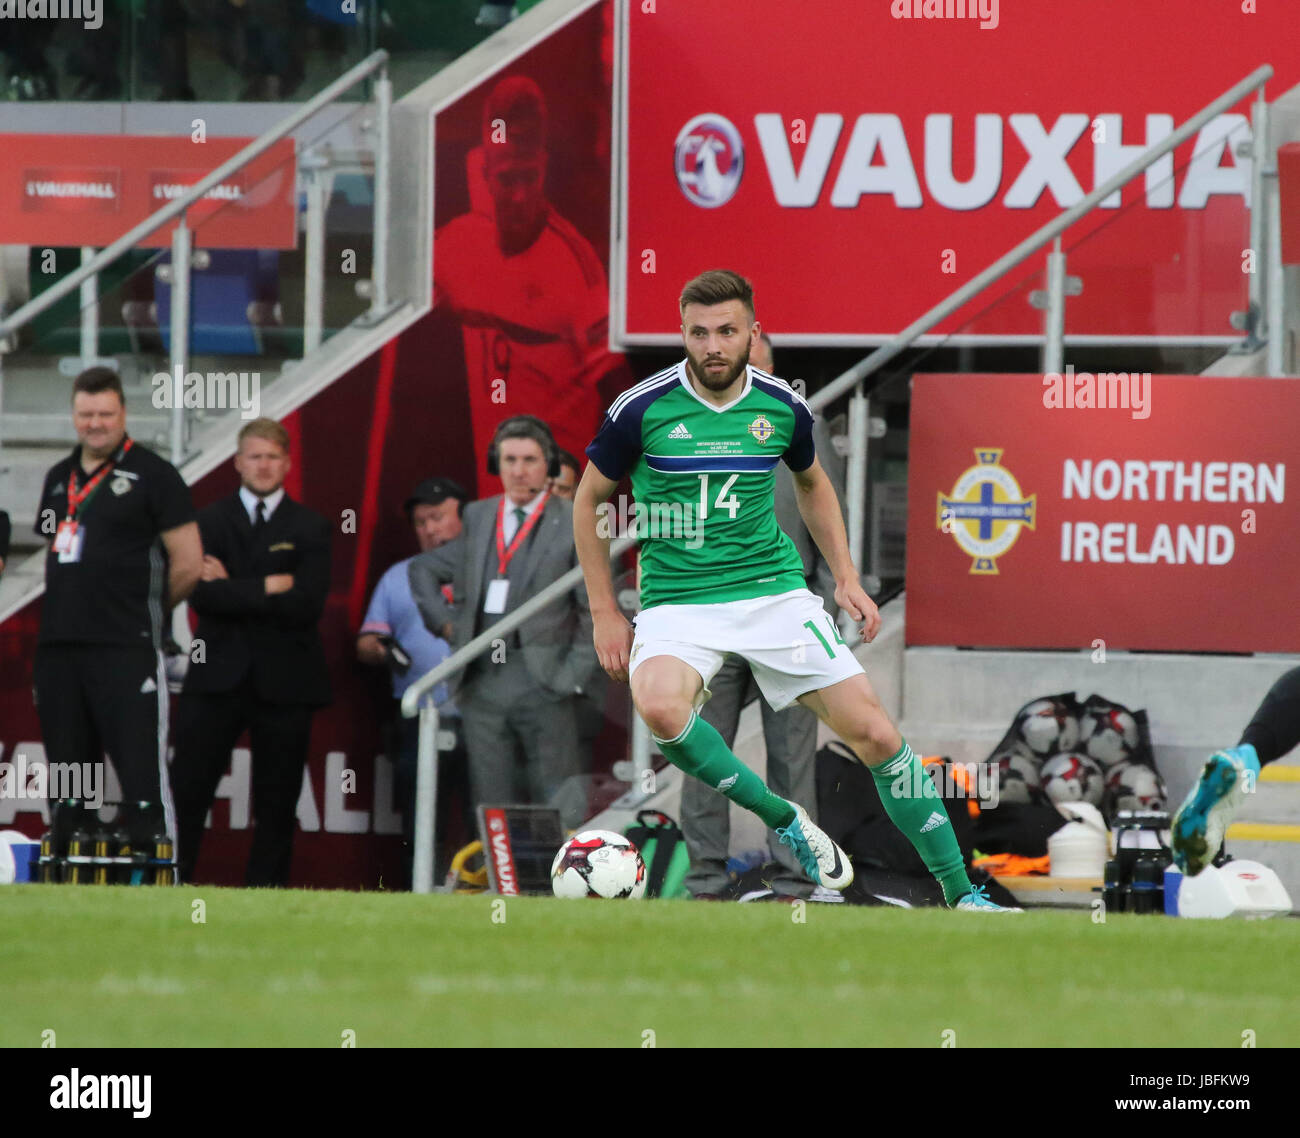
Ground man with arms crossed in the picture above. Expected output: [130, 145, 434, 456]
[572, 270, 1017, 911]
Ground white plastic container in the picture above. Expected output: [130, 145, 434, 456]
[1048, 820, 1109, 878]
[1175, 860, 1292, 919]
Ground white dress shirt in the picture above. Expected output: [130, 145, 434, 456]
[239, 485, 285, 526]
[503, 490, 547, 545]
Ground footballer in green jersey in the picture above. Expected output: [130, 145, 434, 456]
[573, 270, 1019, 911]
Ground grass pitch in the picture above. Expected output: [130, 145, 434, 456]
[1, 886, 1296, 1048]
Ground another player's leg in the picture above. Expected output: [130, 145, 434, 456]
[798, 675, 1021, 912]
[1172, 666, 1300, 875]
[631, 654, 852, 890]
[680, 656, 747, 899]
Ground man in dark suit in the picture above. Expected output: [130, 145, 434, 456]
[409, 416, 598, 828]
[171, 417, 332, 886]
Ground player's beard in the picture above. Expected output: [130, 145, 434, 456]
[687, 343, 750, 393]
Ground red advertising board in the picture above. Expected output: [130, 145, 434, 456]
[0, 135, 296, 249]
[618, 1, 1300, 344]
[906, 374, 1300, 653]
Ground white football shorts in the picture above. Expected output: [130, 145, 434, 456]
[628, 588, 865, 712]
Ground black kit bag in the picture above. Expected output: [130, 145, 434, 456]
[814, 741, 1016, 907]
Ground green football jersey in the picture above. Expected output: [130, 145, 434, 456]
[586, 361, 818, 609]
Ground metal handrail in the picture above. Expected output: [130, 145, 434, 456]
[399, 535, 636, 719]
[401, 535, 635, 893]
[806, 63, 1273, 411]
[0, 49, 390, 345]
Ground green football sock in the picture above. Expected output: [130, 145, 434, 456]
[870, 740, 972, 905]
[653, 711, 796, 830]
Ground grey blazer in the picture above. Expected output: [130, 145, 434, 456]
[409, 494, 598, 700]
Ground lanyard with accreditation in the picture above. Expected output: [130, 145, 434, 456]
[53, 436, 135, 563]
[484, 492, 548, 613]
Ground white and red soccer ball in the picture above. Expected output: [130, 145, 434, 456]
[1040, 753, 1106, 807]
[990, 749, 1044, 806]
[1103, 760, 1167, 820]
[1014, 697, 1081, 758]
[551, 830, 647, 899]
[1077, 705, 1140, 768]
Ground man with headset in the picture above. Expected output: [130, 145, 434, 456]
[409, 416, 599, 826]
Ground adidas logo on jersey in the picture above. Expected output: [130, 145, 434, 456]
[919, 811, 948, 833]
[716, 773, 738, 791]
[140, 677, 157, 694]
[667, 422, 692, 439]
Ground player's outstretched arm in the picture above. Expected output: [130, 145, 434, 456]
[572, 462, 634, 683]
[790, 459, 881, 643]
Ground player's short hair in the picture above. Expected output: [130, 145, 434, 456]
[237, 417, 291, 454]
[72, 365, 124, 406]
[679, 270, 755, 320]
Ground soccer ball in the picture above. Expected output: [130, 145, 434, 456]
[551, 830, 647, 899]
[1077, 704, 1140, 768]
[1103, 760, 1167, 820]
[989, 749, 1043, 806]
[1040, 753, 1105, 806]
[1014, 697, 1081, 758]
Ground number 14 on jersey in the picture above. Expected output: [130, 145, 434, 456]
[697, 473, 740, 520]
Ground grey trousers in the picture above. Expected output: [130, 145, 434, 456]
[457, 655, 585, 828]
[679, 653, 822, 898]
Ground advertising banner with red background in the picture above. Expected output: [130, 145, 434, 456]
[432, 0, 627, 469]
[906, 374, 1300, 653]
[0, 3, 629, 887]
[619, 0, 1300, 344]
[0, 135, 296, 249]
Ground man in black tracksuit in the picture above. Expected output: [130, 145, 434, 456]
[32, 367, 202, 855]
[171, 417, 332, 886]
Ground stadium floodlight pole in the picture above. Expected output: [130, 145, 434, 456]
[0, 50, 391, 347]
[402, 536, 637, 894]
[805, 63, 1274, 413]
[169, 215, 191, 464]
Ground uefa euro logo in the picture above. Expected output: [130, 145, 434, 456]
[674, 114, 744, 208]
[937, 448, 1036, 575]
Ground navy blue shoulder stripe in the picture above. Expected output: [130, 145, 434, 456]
[609, 367, 680, 420]
[751, 370, 812, 412]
